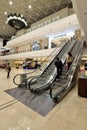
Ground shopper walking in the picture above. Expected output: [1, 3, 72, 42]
[6, 63, 11, 78]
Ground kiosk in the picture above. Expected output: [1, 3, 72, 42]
[78, 71, 87, 98]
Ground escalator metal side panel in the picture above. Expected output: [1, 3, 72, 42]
[28, 40, 77, 93]
[51, 42, 84, 102]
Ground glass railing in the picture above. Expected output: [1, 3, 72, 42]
[50, 41, 83, 102]
[0, 47, 56, 56]
[13, 44, 64, 86]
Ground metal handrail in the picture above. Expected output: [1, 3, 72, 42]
[28, 40, 76, 92]
[13, 42, 66, 86]
[50, 41, 83, 101]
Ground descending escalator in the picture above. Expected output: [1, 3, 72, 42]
[27, 40, 77, 93]
[50, 41, 84, 103]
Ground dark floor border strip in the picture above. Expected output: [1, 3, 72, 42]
[0, 99, 17, 107]
[0, 101, 19, 110]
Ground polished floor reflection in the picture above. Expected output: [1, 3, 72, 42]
[0, 68, 87, 130]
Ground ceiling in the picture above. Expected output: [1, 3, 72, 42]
[71, 0, 87, 38]
[0, 0, 72, 39]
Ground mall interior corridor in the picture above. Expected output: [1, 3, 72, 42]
[0, 67, 87, 130]
[0, 0, 87, 130]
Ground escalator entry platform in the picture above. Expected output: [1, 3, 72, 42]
[5, 87, 56, 116]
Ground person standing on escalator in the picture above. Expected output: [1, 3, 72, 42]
[55, 57, 63, 80]
[66, 52, 73, 70]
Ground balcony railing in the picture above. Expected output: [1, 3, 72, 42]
[11, 8, 74, 40]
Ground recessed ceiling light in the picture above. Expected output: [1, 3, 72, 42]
[28, 5, 32, 9]
[3, 26, 5, 29]
[4, 11, 7, 15]
[9, 1, 13, 5]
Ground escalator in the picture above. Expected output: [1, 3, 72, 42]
[50, 41, 84, 103]
[13, 41, 69, 87]
[28, 40, 77, 93]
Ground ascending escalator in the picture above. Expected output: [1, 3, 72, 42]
[13, 41, 68, 87]
[50, 41, 84, 103]
[28, 40, 77, 93]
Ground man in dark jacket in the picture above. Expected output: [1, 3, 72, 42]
[6, 63, 11, 78]
[55, 57, 62, 79]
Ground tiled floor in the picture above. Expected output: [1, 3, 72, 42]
[0, 68, 87, 130]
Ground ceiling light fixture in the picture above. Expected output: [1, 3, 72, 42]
[4, 11, 7, 15]
[28, 5, 32, 9]
[3, 26, 5, 29]
[6, 13, 28, 30]
[9, 1, 13, 5]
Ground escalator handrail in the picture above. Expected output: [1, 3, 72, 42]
[37, 41, 69, 76]
[13, 70, 39, 85]
[54, 44, 83, 98]
[36, 40, 72, 78]
[28, 70, 57, 92]
[50, 41, 81, 97]
[50, 41, 83, 99]
[28, 40, 76, 92]
[27, 41, 72, 88]
[28, 75, 40, 90]
[13, 46, 59, 85]
[13, 42, 68, 86]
